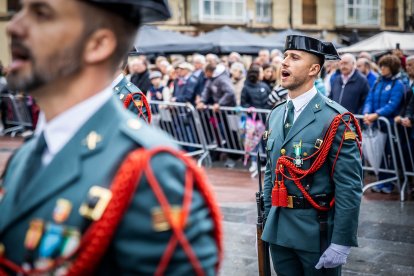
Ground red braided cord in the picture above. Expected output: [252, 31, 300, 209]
[123, 93, 152, 124]
[275, 113, 362, 211]
[0, 147, 222, 275]
[154, 170, 194, 276]
[147, 147, 223, 273]
[67, 149, 148, 275]
[131, 92, 152, 124]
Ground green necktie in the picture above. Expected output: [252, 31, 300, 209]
[15, 133, 47, 203]
[284, 101, 294, 138]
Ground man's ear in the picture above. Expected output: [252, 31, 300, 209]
[309, 63, 321, 77]
[83, 29, 117, 64]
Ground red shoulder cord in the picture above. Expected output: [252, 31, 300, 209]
[0, 147, 222, 276]
[123, 92, 152, 124]
[272, 112, 362, 211]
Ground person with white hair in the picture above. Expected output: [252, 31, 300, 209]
[192, 54, 207, 99]
[230, 62, 246, 105]
[329, 53, 369, 114]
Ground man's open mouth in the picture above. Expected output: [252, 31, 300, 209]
[281, 70, 291, 78]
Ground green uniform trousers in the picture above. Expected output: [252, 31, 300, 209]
[270, 244, 341, 276]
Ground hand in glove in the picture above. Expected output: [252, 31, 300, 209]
[315, 243, 351, 269]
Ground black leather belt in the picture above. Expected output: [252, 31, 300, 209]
[286, 194, 332, 209]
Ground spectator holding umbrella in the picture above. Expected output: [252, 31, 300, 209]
[363, 54, 405, 193]
[241, 65, 271, 109]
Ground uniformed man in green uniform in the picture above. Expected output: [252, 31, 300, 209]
[112, 65, 151, 123]
[0, 0, 219, 274]
[261, 35, 363, 275]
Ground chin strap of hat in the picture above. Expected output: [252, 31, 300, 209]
[123, 91, 152, 124]
[271, 112, 362, 211]
[0, 147, 222, 276]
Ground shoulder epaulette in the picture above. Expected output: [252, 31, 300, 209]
[324, 98, 347, 114]
[124, 82, 142, 94]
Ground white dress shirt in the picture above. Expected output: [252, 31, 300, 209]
[35, 86, 113, 166]
[285, 86, 318, 123]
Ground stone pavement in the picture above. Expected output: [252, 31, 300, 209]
[206, 166, 414, 276]
[0, 137, 413, 275]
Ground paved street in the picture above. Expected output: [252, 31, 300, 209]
[208, 166, 414, 276]
[0, 137, 413, 275]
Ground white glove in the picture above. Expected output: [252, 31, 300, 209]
[315, 243, 351, 269]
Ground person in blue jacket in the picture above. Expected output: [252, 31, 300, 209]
[363, 54, 405, 193]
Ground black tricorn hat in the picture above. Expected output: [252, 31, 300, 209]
[84, 0, 171, 24]
[284, 35, 340, 61]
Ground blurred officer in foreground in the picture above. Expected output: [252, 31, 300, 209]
[0, 0, 221, 275]
[261, 35, 362, 275]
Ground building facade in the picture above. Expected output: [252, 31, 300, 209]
[163, 0, 413, 41]
[0, 0, 413, 64]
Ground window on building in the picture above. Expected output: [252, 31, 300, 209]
[341, 0, 380, 26]
[7, 0, 20, 13]
[302, 0, 317, 25]
[256, 0, 272, 23]
[195, 0, 246, 23]
[385, 0, 398, 26]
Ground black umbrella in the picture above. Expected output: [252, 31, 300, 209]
[197, 26, 277, 54]
[134, 25, 213, 54]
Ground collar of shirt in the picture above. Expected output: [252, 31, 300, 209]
[286, 86, 318, 122]
[111, 73, 124, 87]
[341, 69, 355, 84]
[35, 86, 113, 165]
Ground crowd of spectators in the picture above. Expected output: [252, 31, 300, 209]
[0, 46, 413, 183]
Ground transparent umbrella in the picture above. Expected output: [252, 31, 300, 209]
[362, 127, 387, 176]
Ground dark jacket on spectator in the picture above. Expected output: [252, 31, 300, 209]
[192, 69, 206, 97]
[400, 81, 414, 120]
[362, 75, 405, 121]
[330, 70, 369, 114]
[173, 75, 198, 105]
[201, 65, 236, 106]
[240, 80, 271, 109]
[131, 70, 151, 93]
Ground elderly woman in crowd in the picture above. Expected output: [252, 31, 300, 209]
[363, 54, 405, 194]
[230, 62, 246, 106]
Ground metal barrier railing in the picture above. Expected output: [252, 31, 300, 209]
[197, 106, 270, 158]
[0, 94, 33, 137]
[149, 100, 211, 167]
[354, 115, 402, 200]
[394, 123, 414, 201]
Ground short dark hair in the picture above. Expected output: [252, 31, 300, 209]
[247, 65, 261, 83]
[205, 63, 216, 73]
[378, 54, 401, 76]
[79, 3, 139, 69]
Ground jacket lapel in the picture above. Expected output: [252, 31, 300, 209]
[1, 98, 119, 231]
[282, 93, 323, 147]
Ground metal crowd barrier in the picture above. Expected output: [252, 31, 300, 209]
[354, 115, 402, 200]
[148, 102, 407, 200]
[394, 123, 414, 201]
[0, 94, 33, 137]
[149, 100, 211, 167]
[196, 105, 270, 159]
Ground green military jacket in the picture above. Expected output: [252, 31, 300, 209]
[113, 75, 151, 122]
[0, 97, 217, 275]
[261, 92, 362, 253]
